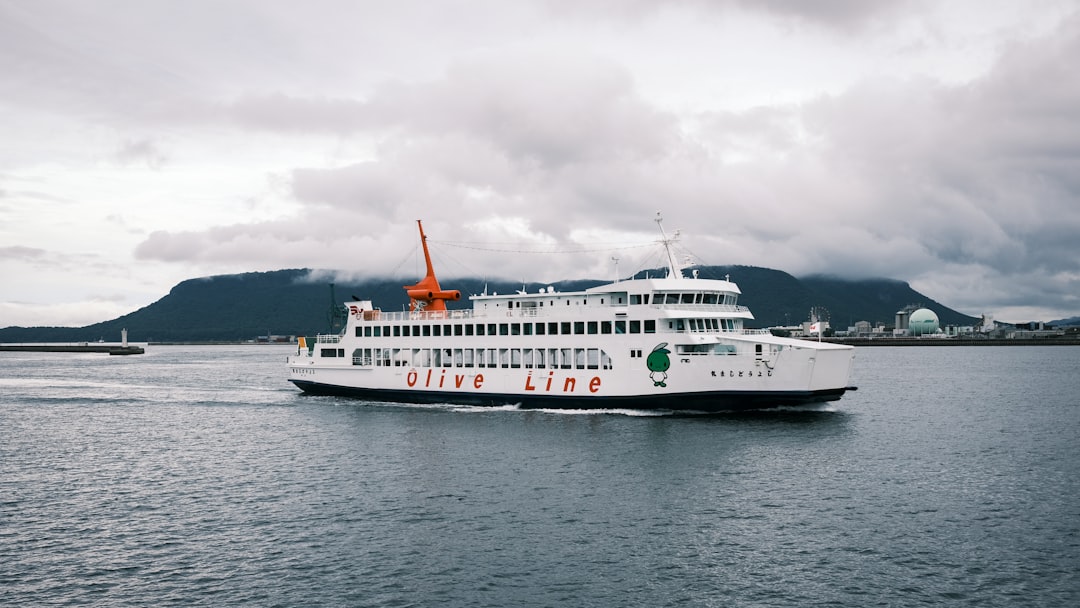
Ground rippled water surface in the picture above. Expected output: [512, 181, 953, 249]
[2, 344, 1079, 606]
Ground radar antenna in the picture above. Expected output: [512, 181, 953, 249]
[655, 211, 684, 280]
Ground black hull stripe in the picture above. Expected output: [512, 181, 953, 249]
[289, 380, 849, 411]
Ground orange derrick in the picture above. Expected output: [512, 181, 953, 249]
[403, 220, 461, 311]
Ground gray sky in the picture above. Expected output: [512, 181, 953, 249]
[2, 0, 1079, 327]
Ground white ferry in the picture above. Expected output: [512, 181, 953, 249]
[287, 216, 856, 411]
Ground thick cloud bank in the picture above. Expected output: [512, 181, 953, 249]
[2, 1, 1078, 325]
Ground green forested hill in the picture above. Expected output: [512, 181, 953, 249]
[0, 266, 979, 342]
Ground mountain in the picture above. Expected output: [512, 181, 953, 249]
[1049, 316, 1080, 327]
[0, 266, 979, 343]
[680, 266, 978, 328]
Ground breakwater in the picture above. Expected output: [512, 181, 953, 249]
[0, 344, 145, 355]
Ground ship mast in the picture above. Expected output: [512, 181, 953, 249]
[655, 211, 684, 280]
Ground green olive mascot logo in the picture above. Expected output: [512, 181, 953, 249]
[646, 342, 671, 387]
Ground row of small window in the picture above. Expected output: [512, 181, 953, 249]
[630, 292, 738, 306]
[357, 320, 657, 338]
[669, 318, 740, 332]
[346, 347, 614, 370]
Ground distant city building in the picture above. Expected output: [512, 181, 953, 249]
[945, 325, 977, 337]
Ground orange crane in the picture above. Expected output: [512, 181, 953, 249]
[403, 220, 461, 311]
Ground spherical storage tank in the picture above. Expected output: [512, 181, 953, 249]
[908, 308, 940, 336]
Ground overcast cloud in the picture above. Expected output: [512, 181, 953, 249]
[2, 0, 1079, 327]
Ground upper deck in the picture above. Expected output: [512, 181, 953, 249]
[347, 275, 752, 325]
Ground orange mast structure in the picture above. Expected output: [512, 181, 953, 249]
[403, 220, 460, 311]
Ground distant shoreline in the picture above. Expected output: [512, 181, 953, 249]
[823, 337, 1080, 347]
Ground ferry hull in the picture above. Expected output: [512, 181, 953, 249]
[289, 378, 852, 412]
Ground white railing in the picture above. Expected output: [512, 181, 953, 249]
[349, 303, 750, 323]
[351, 309, 479, 323]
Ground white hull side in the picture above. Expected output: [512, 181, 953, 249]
[287, 335, 855, 410]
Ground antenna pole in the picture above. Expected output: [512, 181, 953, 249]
[655, 211, 683, 280]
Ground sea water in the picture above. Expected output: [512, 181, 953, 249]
[2, 345, 1078, 607]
